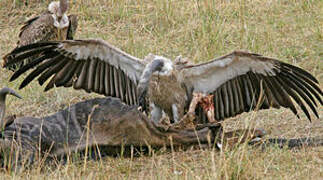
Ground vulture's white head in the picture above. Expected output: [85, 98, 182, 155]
[153, 55, 173, 76]
[143, 54, 173, 76]
[48, 0, 69, 29]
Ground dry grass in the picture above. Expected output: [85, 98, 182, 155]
[0, 0, 322, 179]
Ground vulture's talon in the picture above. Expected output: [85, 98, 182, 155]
[156, 124, 170, 132]
[171, 112, 196, 129]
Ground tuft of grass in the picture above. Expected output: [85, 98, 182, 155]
[0, 0, 322, 179]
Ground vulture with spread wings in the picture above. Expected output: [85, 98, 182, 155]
[3, 0, 78, 71]
[2, 39, 322, 126]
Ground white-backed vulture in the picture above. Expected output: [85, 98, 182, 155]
[3, 0, 78, 71]
[2, 39, 322, 126]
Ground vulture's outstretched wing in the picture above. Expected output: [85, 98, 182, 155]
[180, 51, 322, 121]
[3, 39, 146, 105]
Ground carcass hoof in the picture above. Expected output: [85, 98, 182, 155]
[248, 128, 267, 145]
[216, 128, 267, 150]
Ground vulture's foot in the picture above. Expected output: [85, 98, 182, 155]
[157, 115, 171, 131]
[171, 112, 196, 129]
[159, 114, 171, 125]
[156, 111, 195, 131]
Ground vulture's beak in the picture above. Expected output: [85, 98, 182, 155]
[0, 87, 22, 100]
[9, 90, 22, 99]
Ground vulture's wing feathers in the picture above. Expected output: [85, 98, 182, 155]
[180, 51, 322, 121]
[3, 39, 146, 105]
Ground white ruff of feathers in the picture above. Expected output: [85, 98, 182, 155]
[154, 55, 174, 76]
[48, 1, 70, 29]
[48, 1, 60, 15]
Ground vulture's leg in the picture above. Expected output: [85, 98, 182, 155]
[150, 104, 171, 130]
[150, 103, 162, 123]
[171, 104, 179, 123]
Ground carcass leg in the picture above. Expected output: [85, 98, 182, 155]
[188, 93, 204, 114]
[187, 92, 216, 123]
[172, 93, 204, 129]
[200, 95, 216, 123]
[172, 93, 217, 129]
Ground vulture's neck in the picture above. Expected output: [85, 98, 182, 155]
[138, 59, 165, 89]
[0, 96, 6, 130]
[137, 59, 167, 107]
[0, 88, 21, 131]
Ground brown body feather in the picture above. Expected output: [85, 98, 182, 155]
[148, 72, 188, 121]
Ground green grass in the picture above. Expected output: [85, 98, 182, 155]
[0, 0, 322, 179]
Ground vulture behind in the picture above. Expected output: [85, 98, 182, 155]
[2, 39, 322, 125]
[2, 0, 78, 71]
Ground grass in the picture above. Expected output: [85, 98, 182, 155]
[0, 0, 322, 179]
